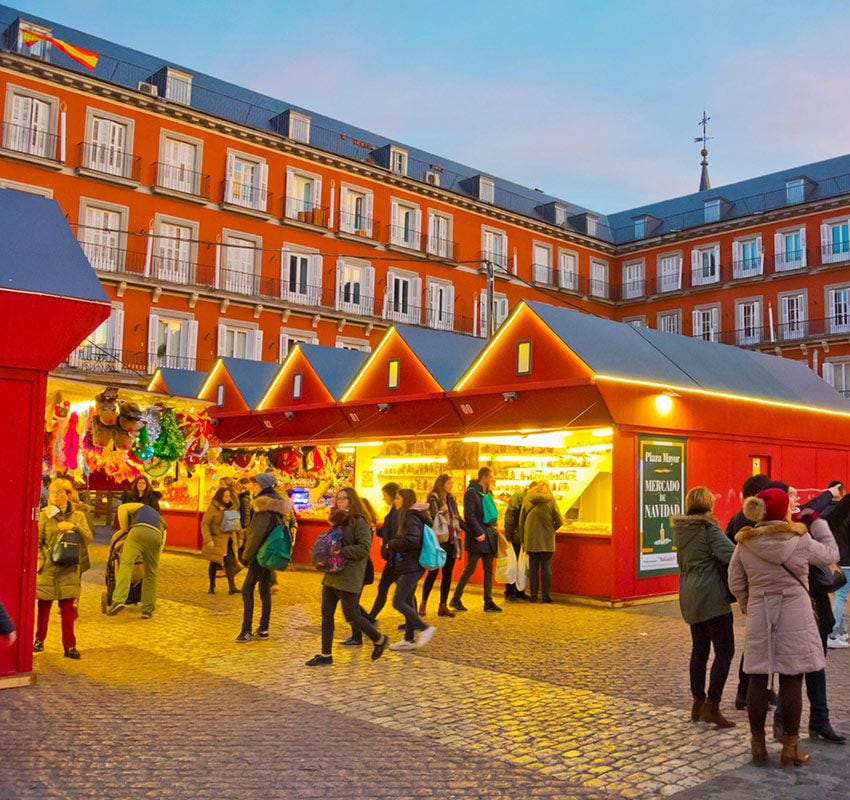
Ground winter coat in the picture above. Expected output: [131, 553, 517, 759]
[673, 514, 735, 625]
[120, 488, 161, 512]
[322, 513, 373, 593]
[519, 491, 563, 553]
[823, 494, 850, 566]
[503, 491, 526, 545]
[463, 480, 498, 555]
[237, 490, 253, 529]
[36, 504, 93, 602]
[725, 508, 752, 543]
[388, 505, 432, 575]
[241, 490, 290, 565]
[728, 519, 838, 676]
[379, 507, 399, 562]
[201, 501, 242, 564]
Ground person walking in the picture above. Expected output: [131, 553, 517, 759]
[342, 496, 379, 646]
[729, 487, 839, 766]
[235, 474, 290, 642]
[420, 474, 464, 618]
[306, 487, 388, 666]
[502, 481, 537, 601]
[121, 476, 161, 512]
[201, 487, 242, 595]
[34, 479, 93, 659]
[519, 481, 563, 604]
[388, 489, 437, 651]
[451, 467, 501, 613]
[366, 483, 401, 621]
[672, 486, 736, 728]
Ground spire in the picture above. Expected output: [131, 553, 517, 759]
[695, 109, 713, 192]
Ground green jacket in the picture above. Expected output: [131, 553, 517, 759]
[673, 513, 735, 625]
[519, 491, 563, 552]
[322, 514, 372, 594]
[36, 504, 93, 601]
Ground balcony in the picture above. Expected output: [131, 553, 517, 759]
[388, 224, 422, 251]
[283, 195, 329, 227]
[425, 235, 457, 262]
[150, 255, 193, 284]
[64, 345, 215, 376]
[339, 210, 380, 241]
[1, 121, 59, 161]
[620, 276, 645, 300]
[80, 242, 146, 276]
[821, 242, 850, 266]
[153, 162, 210, 200]
[221, 179, 271, 215]
[732, 255, 764, 280]
[77, 142, 141, 182]
[774, 248, 807, 272]
[532, 263, 555, 285]
[479, 249, 510, 274]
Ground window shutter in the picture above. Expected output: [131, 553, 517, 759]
[413, 208, 422, 249]
[690, 248, 699, 282]
[185, 319, 199, 367]
[147, 312, 160, 372]
[225, 153, 236, 203]
[335, 258, 345, 309]
[251, 329, 264, 362]
[479, 289, 488, 334]
[363, 265, 375, 315]
[217, 322, 227, 356]
[774, 232, 784, 265]
[364, 193, 374, 237]
[821, 224, 830, 260]
[110, 305, 125, 356]
[675, 256, 682, 290]
[711, 307, 719, 340]
[445, 283, 456, 330]
[411, 276, 423, 323]
[383, 270, 396, 318]
[691, 309, 700, 336]
[310, 254, 322, 305]
[312, 177, 322, 211]
[390, 202, 399, 244]
[280, 249, 292, 298]
[284, 171, 295, 219]
[339, 187, 349, 230]
[823, 361, 835, 384]
[257, 162, 269, 210]
[756, 236, 764, 272]
[800, 226, 807, 267]
[10, 93, 29, 129]
[732, 240, 742, 274]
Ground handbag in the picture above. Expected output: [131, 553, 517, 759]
[220, 509, 242, 532]
[808, 563, 847, 597]
[52, 531, 83, 567]
[432, 511, 451, 543]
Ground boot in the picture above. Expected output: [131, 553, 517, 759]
[780, 734, 810, 767]
[750, 731, 768, 765]
[207, 582, 215, 595]
[418, 601, 427, 617]
[691, 698, 704, 722]
[700, 699, 736, 728]
[437, 603, 455, 618]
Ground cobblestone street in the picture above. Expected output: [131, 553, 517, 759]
[2, 537, 850, 799]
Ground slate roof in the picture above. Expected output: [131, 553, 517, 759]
[394, 326, 486, 391]
[0, 189, 108, 303]
[297, 343, 368, 401]
[526, 301, 850, 413]
[218, 358, 280, 409]
[149, 368, 206, 399]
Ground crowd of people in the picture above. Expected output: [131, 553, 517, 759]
[674, 474, 850, 768]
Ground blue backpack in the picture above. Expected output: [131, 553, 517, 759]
[419, 523, 447, 570]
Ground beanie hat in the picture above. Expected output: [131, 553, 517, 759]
[744, 488, 789, 523]
[251, 473, 277, 491]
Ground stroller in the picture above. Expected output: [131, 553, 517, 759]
[100, 529, 144, 613]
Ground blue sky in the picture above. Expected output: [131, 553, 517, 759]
[14, 0, 850, 213]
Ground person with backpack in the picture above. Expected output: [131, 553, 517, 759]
[503, 481, 537, 601]
[235, 474, 291, 642]
[388, 489, 437, 651]
[420, 474, 464, 618]
[201, 487, 243, 595]
[306, 487, 388, 666]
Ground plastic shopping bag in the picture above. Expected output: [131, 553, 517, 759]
[496, 544, 518, 585]
[515, 548, 530, 592]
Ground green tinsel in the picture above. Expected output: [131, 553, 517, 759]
[131, 425, 155, 461]
[153, 409, 186, 462]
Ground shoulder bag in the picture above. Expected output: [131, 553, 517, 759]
[52, 530, 83, 567]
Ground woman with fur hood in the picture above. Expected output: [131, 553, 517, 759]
[672, 486, 736, 728]
[729, 487, 839, 767]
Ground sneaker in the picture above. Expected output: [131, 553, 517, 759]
[254, 629, 270, 640]
[389, 639, 416, 652]
[828, 636, 850, 649]
[228, 587, 240, 595]
[141, 612, 153, 620]
[542, 596, 553, 604]
[484, 602, 503, 613]
[235, 631, 253, 643]
[106, 602, 126, 616]
[32, 639, 44, 653]
[305, 654, 333, 667]
[63, 647, 81, 660]
[449, 599, 468, 612]
[341, 636, 363, 646]
[417, 625, 438, 648]
[838, 632, 850, 642]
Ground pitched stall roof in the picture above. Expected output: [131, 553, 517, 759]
[198, 357, 280, 412]
[298, 344, 369, 401]
[393, 326, 486, 391]
[147, 368, 207, 399]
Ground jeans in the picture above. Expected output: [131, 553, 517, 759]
[393, 570, 428, 641]
[749, 673, 804, 736]
[689, 612, 735, 703]
[368, 561, 397, 619]
[528, 551, 553, 600]
[453, 552, 494, 605]
[36, 598, 75, 648]
[831, 566, 850, 635]
[208, 539, 237, 591]
[241, 560, 272, 635]
[421, 544, 456, 606]
[322, 585, 382, 654]
[113, 525, 162, 614]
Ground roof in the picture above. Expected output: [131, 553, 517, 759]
[394, 325, 486, 390]
[526, 301, 850, 413]
[297, 344, 368, 400]
[218, 358, 280, 409]
[0, 189, 108, 303]
[151, 368, 206, 398]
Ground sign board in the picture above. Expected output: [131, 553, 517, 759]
[637, 435, 686, 578]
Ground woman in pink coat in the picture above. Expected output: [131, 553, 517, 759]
[729, 488, 839, 767]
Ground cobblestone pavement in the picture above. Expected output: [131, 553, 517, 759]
[2, 534, 850, 799]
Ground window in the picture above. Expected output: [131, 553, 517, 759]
[482, 227, 508, 272]
[558, 250, 579, 291]
[80, 201, 126, 272]
[335, 258, 375, 315]
[634, 217, 646, 239]
[16, 21, 52, 60]
[704, 199, 720, 223]
[285, 169, 323, 223]
[517, 341, 532, 375]
[292, 372, 303, 400]
[3, 88, 57, 159]
[779, 292, 807, 341]
[335, 336, 370, 351]
[775, 227, 806, 270]
[786, 179, 805, 205]
[828, 287, 850, 334]
[621, 260, 644, 300]
[586, 215, 599, 237]
[623, 316, 646, 327]
[387, 359, 400, 390]
[217, 321, 262, 360]
[658, 311, 681, 335]
[389, 200, 422, 249]
[821, 220, 850, 264]
[532, 244, 553, 284]
[68, 303, 124, 371]
[823, 360, 850, 398]
[426, 279, 455, 331]
[221, 233, 259, 295]
[691, 245, 719, 286]
[691, 306, 719, 342]
[427, 211, 452, 259]
[147, 312, 198, 371]
[479, 177, 495, 204]
[165, 68, 192, 105]
[287, 111, 311, 144]
[733, 236, 763, 278]
[85, 111, 133, 178]
[279, 328, 317, 358]
[152, 218, 194, 283]
[478, 290, 509, 336]
[339, 185, 374, 237]
[736, 298, 763, 345]
[657, 254, 682, 293]
[281, 248, 321, 305]
[0, 179, 52, 197]
[554, 203, 568, 226]
[590, 259, 609, 298]
[390, 147, 408, 176]
[225, 151, 268, 212]
[383, 269, 422, 324]
[158, 133, 203, 195]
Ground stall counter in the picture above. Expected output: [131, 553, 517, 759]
[161, 509, 204, 551]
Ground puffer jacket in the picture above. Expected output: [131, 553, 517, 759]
[729, 519, 838, 676]
[388, 505, 432, 574]
[201, 501, 242, 564]
[519, 491, 563, 553]
[322, 513, 373, 593]
[241, 490, 290, 565]
[463, 480, 497, 555]
[36, 504, 93, 601]
[673, 513, 735, 625]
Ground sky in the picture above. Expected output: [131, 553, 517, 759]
[12, 0, 850, 213]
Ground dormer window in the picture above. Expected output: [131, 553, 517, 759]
[634, 217, 646, 239]
[554, 203, 567, 226]
[16, 20, 52, 60]
[586, 214, 599, 237]
[704, 199, 720, 223]
[479, 177, 495, 204]
[165, 68, 192, 105]
[390, 146, 408, 176]
[287, 111, 311, 144]
[786, 178, 805, 205]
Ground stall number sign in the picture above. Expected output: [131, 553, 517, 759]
[637, 435, 686, 578]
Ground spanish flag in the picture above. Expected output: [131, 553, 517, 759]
[21, 30, 99, 71]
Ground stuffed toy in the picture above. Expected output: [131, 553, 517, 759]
[90, 387, 121, 449]
[114, 402, 142, 450]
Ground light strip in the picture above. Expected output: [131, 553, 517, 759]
[591, 427, 614, 437]
[257, 345, 300, 410]
[453, 303, 524, 391]
[566, 444, 613, 454]
[594, 374, 850, 419]
[338, 441, 385, 448]
[197, 358, 226, 401]
[371, 456, 448, 466]
[339, 329, 395, 403]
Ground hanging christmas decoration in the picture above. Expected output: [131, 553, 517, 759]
[131, 424, 155, 462]
[153, 408, 186, 462]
